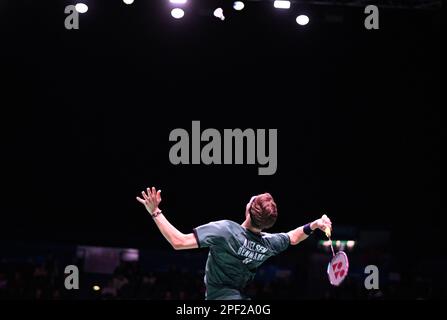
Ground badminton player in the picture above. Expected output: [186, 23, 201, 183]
[137, 187, 332, 300]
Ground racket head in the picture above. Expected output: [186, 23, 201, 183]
[327, 251, 349, 286]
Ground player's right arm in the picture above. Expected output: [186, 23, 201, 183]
[287, 215, 332, 245]
[137, 187, 198, 250]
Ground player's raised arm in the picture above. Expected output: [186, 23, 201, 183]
[287, 214, 332, 245]
[136, 187, 198, 250]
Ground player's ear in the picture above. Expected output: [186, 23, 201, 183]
[245, 206, 252, 222]
[245, 195, 255, 220]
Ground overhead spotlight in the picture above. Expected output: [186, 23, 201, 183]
[273, 1, 290, 9]
[296, 14, 310, 25]
[233, 1, 245, 11]
[213, 8, 225, 21]
[75, 3, 88, 14]
[171, 8, 185, 19]
[93, 285, 101, 291]
[169, 0, 187, 4]
[347, 240, 355, 249]
[123, 0, 134, 4]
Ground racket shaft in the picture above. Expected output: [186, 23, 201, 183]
[327, 236, 335, 256]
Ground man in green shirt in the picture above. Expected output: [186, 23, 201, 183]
[137, 187, 332, 300]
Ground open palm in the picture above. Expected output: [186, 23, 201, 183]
[136, 187, 161, 214]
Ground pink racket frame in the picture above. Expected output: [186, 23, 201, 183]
[327, 251, 349, 286]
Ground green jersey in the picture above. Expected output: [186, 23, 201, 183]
[193, 219, 290, 300]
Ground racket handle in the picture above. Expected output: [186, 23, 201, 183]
[324, 226, 331, 238]
[322, 214, 331, 238]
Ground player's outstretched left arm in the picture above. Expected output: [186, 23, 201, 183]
[137, 187, 198, 250]
[287, 214, 332, 245]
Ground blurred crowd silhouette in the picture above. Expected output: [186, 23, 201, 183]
[1, 243, 443, 300]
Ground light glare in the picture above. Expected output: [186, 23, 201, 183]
[296, 15, 310, 25]
[273, 1, 291, 9]
[213, 8, 225, 21]
[75, 3, 88, 13]
[233, 1, 245, 11]
[171, 8, 185, 19]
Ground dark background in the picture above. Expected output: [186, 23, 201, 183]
[0, 0, 445, 299]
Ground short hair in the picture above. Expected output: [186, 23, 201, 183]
[249, 193, 278, 230]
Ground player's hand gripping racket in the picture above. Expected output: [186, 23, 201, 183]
[323, 215, 349, 286]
